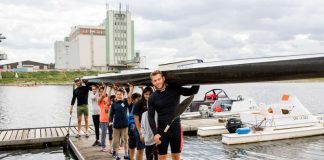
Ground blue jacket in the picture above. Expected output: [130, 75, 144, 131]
[109, 99, 129, 129]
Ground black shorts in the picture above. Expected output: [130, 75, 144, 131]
[108, 124, 113, 140]
[157, 122, 183, 155]
[128, 124, 136, 149]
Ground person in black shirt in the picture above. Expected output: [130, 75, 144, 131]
[128, 92, 142, 160]
[148, 70, 199, 160]
[133, 86, 154, 160]
[70, 78, 94, 138]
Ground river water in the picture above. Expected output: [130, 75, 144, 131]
[0, 83, 324, 159]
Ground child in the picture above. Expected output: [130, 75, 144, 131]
[128, 93, 142, 160]
[98, 85, 111, 152]
[90, 85, 100, 146]
[141, 109, 158, 160]
[133, 86, 154, 160]
[109, 86, 133, 160]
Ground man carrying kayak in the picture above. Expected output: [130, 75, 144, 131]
[70, 78, 94, 138]
[148, 70, 200, 160]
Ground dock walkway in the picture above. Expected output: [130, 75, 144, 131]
[0, 118, 223, 159]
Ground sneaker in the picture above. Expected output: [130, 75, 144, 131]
[115, 157, 121, 160]
[111, 150, 115, 155]
[85, 133, 89, 138]
[124, 155, 129, 159]
[92, 140, 99, 146]
[101, 148, 109, 152]
[75, 134, 81, 138]
[113, 153, 120, 160]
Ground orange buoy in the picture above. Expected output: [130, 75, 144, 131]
[213, 106, 222, 112]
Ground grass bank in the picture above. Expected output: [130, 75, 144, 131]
[0, 71, 107, 85]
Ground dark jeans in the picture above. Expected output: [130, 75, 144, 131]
[92, 115, 100, 141]
[145, 144, 158, 160]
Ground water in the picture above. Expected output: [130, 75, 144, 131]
[0, 83, 324, 159]
[0, 147, 65, 160]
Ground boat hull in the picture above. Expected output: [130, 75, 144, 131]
[86, 55, 324, 85]
[222, 126, 324, 145]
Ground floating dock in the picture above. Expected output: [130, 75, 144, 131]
[0, 125, 96, 150]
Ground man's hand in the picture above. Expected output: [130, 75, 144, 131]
[154, 134, 161, 145]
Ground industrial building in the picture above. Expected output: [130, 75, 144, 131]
[54, 7, 140, 71]
[0, 60, 55, 72]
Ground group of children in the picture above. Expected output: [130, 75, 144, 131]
[89, 84, 158, 160]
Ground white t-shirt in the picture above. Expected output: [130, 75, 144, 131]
[141, 111, 158, 146]
[90, 91, 100, 115]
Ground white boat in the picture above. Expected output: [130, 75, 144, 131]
[195, 97, 260, 137]
[222, 94, 324, 145]
[198, 97, 260, 119]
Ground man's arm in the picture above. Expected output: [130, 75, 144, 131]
[179, 85, 200, 96]
[83, 79, 96, 91]
[148, 97, 162, 145]
[148, 97, 157, 136]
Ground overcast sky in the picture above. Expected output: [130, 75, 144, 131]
[1, 0, 324, 68]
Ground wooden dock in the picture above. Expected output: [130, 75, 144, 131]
[0, 117, 224, 159]
[68, 118, 224, 160]
[0, 125, 96, 150]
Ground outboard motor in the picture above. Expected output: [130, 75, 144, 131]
[226, 118, 243, 133]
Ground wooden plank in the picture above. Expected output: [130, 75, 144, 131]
[72, 127, 79, 135]
[80, 127, 87, 135]
[3, 130, 12, 141]
[88, 128, 95, 134]
[89, 126, 95, 131]
[0, 131, 7, 141]
[9, 130, 18, 140]
[16, 130, 23, 140]
[56, 128, 64, 137]
[28, 129, 36, 139]
[50, 128, 58, 137]
[21, 130, 29, 140]
[71, 136, 124, 159]
[66, 127, 75, 135]
[41, 129, 46, 138]
[35, 129, 41, 139]
[61, 127, 68, 135]
[45, 128, 52, 138]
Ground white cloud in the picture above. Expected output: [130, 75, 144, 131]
[1, 0, 324, 67]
